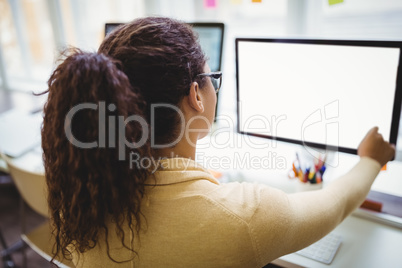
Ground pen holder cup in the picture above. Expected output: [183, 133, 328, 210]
[290, 148, 327, 192]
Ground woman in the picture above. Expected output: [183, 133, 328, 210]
[42, 17, 395, 267]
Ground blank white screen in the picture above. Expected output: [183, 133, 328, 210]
[238, 41, 400, 150]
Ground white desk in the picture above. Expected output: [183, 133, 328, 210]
[274, 215, 402, 268]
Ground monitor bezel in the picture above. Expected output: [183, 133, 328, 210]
[105, 23, 124, 36]
[235, 38, 402, 155]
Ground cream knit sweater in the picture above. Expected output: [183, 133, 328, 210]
[71, 157, 381, 268]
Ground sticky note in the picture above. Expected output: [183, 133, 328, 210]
[328, 0, 343, 5]
[230, 0, 242, 4]
[204, 0, 217, 8]
[252, 0, 262, 2]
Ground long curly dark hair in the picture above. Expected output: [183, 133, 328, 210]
[41, 17, 206, 263]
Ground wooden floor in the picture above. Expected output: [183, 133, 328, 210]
[0, 176, 52, 268]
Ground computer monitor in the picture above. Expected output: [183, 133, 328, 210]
[236, 38, 402, 154]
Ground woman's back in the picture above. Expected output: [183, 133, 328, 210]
[71, 158, 259, 267]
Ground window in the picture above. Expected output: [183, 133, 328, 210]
[0, 0, 55, 92]
[0, 0, 145, 92]
[60, 0, 144, 50]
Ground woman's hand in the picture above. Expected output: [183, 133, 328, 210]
[357, 127, 395, 167]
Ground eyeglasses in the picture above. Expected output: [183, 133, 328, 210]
[197, 71, 222, 93]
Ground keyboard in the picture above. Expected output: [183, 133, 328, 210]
[296, 233, 342, 264]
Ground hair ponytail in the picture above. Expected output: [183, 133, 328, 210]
[42, 49, 152, 261]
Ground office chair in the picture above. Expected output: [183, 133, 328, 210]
[1, 153, 74, 268]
